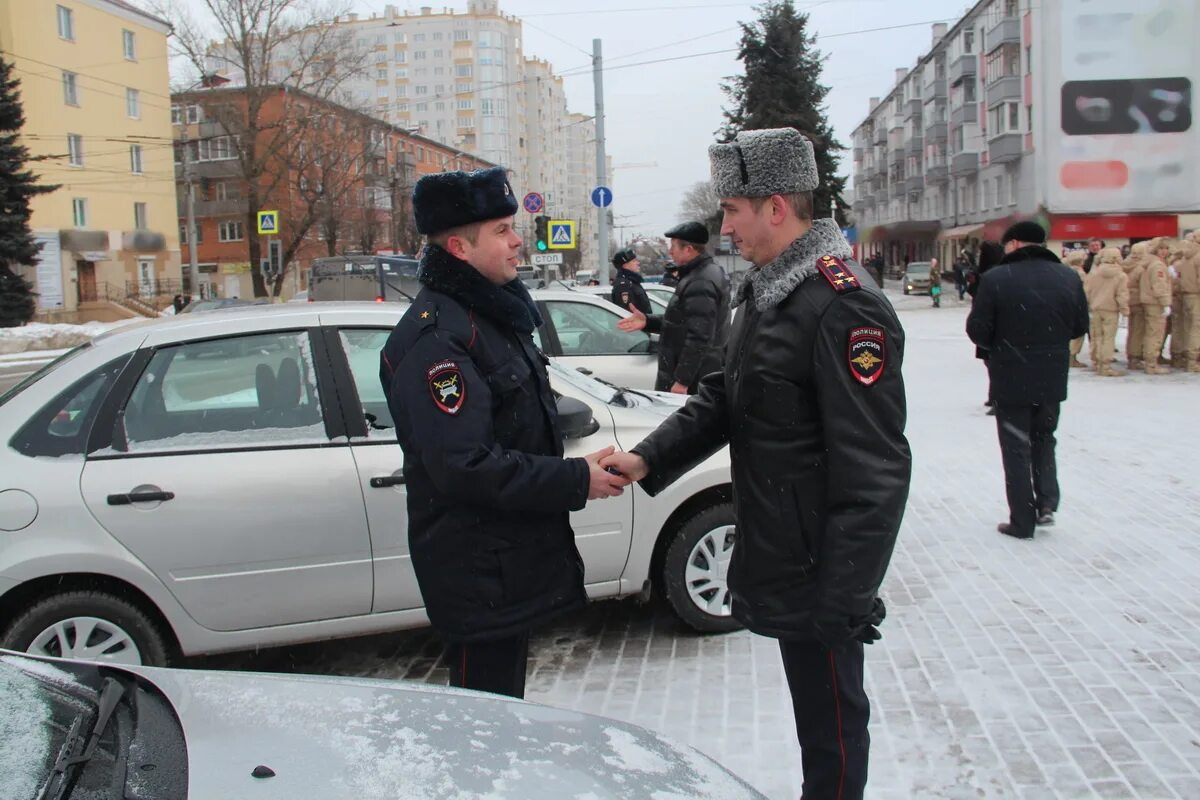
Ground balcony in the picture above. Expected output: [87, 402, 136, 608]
[191, 198, 248, 217]
[905, 175, 924, 195]
[950, 103, 979, 127]
[873, 126, 887, 145]
[988, 132, 1023, 164]
[853, 146, 864, 161]
[888, 148, 904, 167]
[951, 151, 980, 175]
[985, 17, 1021, 53]
[924, 121, 948, 143]
[907, 137, 924, 158]
[904, 98, 923, 121]
[986, 75, 1022, 107]
[925, 163, 949, 184]
[874, 189, 890, 206]
[890, 180, 906, 199]
[949, 54, 977, 85]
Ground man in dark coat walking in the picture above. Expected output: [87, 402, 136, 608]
[616, 221, 730, 393]
[610, 247, 652, 315]
[603, 128, 911, 800]
[967, 221, 1089, 539]
[379, 167, 625, 698]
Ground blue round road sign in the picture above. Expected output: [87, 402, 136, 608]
[591, 186, 613, 208]
[523, 192, 544, 213]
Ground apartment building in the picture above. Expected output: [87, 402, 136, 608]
[1, 0, 181, 321]
[852, 0, 1199, 267]
[172, 86, 493, 300]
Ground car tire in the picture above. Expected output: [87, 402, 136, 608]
[2, 590, 171, 667]
[903, 287, 909, 295]
[660, 503, 743, 634]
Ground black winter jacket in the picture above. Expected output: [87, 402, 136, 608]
[966, 245, 1090, 406]
[643, 254, 731, 392]
[379, 246, 589, 642]
[611, 266, 653, 316]
[632, 220, 912, 641]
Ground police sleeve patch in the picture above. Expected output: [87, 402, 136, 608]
[621, 291, 630, 306]
[816, 255, 862, 293]
[847, 326, 886, 386]
[427, 360, 466, 415]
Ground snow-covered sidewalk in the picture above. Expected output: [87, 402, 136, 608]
[0, 320, 136, 355]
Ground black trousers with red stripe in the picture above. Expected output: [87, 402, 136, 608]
[446, 632, 530, 699]
[779, 639, 870, 800]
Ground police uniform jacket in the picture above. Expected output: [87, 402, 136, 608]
[610, 266, 653, 316]
[379, 245, 589, 642]
[643, 254, 731, 392]
[631, 220, 912, 641]
[966, 245, 1090, 407]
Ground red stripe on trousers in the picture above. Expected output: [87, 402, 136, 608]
[829, 649, 846, 800]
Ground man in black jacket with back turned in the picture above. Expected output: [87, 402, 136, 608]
[967, 221, 1089, 540]
[617, 221, 730, 393]
[603, 128, 911, 800]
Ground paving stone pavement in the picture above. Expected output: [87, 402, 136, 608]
[195, 288, 1200, 799]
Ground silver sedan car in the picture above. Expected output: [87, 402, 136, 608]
[0, 304, 736, 667]
[2, 650, 766, 798]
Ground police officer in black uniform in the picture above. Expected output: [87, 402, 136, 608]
[602, 129, 911, 799]
[617, 221, 731, 394]
[610, 247, 652, 315]
[378, 167, 625, 699]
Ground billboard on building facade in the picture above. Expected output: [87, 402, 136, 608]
[1041, 0, 1198, 214]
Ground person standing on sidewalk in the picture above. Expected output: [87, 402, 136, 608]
[602, 127, 912, 800]
[1139, 237, 1174, 375]
[966, 221, 1089, 540]
[1084, 247, 1130, 376]
[378, 167, 625, 699]
[616, 221, 730, 394]
[1175, 237, 1200, 372]
[1122, 242, 1150, 370]
[929, 257, 942, 307]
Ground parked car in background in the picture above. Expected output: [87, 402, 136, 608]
[529, 289, 657, 389]
[575, 283, 671, 314]
[903, 261, 933, 295]
[0, 303, 735, 668]
[1, 650, 766, 799]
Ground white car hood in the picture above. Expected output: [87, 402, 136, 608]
[133, 666, 763, 799]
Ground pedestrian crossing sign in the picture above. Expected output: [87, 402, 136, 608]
[257, 210, 280, 234]
[548, 220, 576, 250]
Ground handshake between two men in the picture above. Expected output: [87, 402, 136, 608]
[581, 447, 650, 500]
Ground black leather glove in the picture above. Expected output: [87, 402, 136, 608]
[812, 598, 887, 648]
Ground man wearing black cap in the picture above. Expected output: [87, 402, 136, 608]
[617, 220, 730, 393]
[967, 220, 1089, 540]
[378, 167, 625, 698]
[603, 128, 911, 800]
[610, 247, 652, 316]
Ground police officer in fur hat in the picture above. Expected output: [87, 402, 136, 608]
[617, 220, 731, 393]
[378, 167, 625, 699]
[610, 246, 652, 316]
[603, 128, 912, 799]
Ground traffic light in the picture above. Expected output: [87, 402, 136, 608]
[534, 215, 549, 251]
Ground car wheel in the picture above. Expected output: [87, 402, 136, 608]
[660, 503, 743, 634]
[903, 287, 909, 295]
[2, 590, 171, 666]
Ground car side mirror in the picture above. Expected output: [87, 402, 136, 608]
[556, 396, 599, 439]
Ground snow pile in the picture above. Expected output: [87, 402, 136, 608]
[0, 320, 134, 355]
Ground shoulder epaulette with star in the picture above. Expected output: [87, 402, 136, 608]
[815, 255, 862, 293]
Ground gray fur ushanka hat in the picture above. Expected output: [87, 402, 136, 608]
[709, 128, 818, 198]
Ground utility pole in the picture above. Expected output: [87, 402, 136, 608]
[592, 39, 609, 280]
[180, 127, 200, 298]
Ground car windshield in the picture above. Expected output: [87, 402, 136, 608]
[0, 343, 91, 409]
[906, 263, 931, 275]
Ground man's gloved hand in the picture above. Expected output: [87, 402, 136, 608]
[812, 599, 887, 648]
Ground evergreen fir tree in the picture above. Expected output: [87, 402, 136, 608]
[720, 0, 847, 224]
[0, 54, 57, 326]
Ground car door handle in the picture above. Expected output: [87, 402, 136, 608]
[575, 367, 593, 375]
[369, 475, 405, 488]
[107, 491, 175, 506]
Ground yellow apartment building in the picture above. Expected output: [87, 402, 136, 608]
[0, 0, 180, 321]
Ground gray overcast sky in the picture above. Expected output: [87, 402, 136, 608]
[182, 0, 974, 238]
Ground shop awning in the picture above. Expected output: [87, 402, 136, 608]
[937, 224, 983, 240]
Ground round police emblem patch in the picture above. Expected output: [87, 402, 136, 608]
[847, 326, 886, 386]
[427, 360, 466, 415]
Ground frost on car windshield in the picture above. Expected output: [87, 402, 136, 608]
[114, 331, 327, 453]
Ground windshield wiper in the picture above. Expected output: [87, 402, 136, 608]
[39, 677, 126, 800]
[586, 374, 656, 404]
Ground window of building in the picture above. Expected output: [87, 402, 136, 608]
[123, 29, 136, 60]
[57, 5, 74, 40]
[187, 105, 201, 124]
[126, 88, 140, 119]
[414, 50, 427, 60]
[397, 102, 409, 112]
[456, 83, 472, 93]
[413, 33, 426, 42]
[67, 134, 83, 166]
[435, 101, 445, 111]
[396, 84, 407, 97]
[1027, 104, 1034, 133]
[129, 144, 143, 174]
[432, 32, 443, 41]
[198, 135, 237, 162]
[179, 221, 202, 244]
[1008, 102, 1020, 130]
[457, 116, 475, 129]
[62, 71, 79, 106]
[218, 220, 244, 242]
[963, 30, 974, 53]
[171, 105, 181, 124]
[416, 85, 428, 95]
[396, 68, 407, 78]
[215, 181, 240, 201]
[133, 201, 147, 229]
[416, 102, 428, 111]
[377, 67, 388, 79]
[1009, 172, 1018, 205]
[434, 66, 445, 75]
[377, 86, 389, 98]
[454, 64, 473, 77]
[456, 99, 472, 109]
[433, 49, 443, 59]
[73, 198, 88, 227]
[964, 77, 977, 103]
[393, 32, 406, 43]
[454, 30, 470, 41]
[396, 51, 407, 63]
